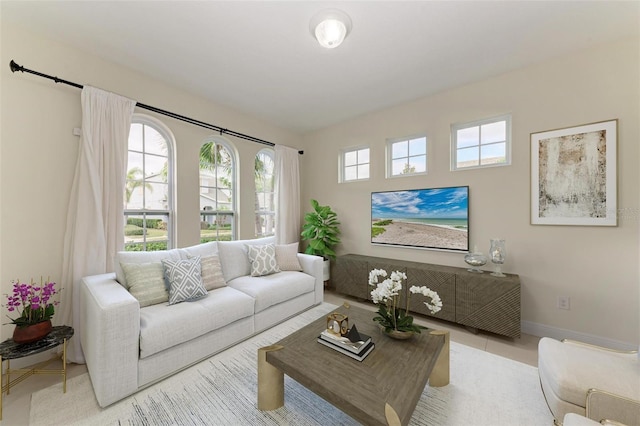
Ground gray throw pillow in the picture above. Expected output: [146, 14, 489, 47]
[246, 243, 280, 277]
[162, 257, 208, 305]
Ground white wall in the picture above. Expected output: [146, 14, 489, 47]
[0, 23, 299, 340]
[300, 37, 640, 348]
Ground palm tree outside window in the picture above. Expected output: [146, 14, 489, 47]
[199, 138, 236, 242]
[124, 115, 174, 251]
[254, 149, 275, 237]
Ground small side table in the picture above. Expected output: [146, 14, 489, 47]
[0, 326, 74, 420]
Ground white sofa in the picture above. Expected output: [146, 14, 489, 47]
[80, 237, 323, 407]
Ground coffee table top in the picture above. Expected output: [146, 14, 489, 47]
[266, 304, 444, 426]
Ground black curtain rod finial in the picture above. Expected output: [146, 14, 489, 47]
[10, 60, 23, 73]
[298, 150, 304, 155]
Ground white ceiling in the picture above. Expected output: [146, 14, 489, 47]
[3, 1, 639, 134]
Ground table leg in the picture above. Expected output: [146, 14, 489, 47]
[1, 355, 3, 421]
[5, 359, 9, 395]
[429, 330, 450, 387]
[62, 338, 67, 393]
[257, 345, 284, 410]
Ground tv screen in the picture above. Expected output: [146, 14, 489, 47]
[371, 186, 469, 252]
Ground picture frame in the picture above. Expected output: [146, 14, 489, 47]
[530, 119, 617, 226]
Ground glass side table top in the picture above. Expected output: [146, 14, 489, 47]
[0, 326, 74, 360]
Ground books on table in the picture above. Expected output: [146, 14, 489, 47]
[317, 328, 374, 361]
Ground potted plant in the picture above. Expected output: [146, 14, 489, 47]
[300, 199, 341, 280]
[368, 269, 442, 339]
[5, 278, 60, 343]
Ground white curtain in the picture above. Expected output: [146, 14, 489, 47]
[59, 86, 136, 363]
[274, 145, 301, 245]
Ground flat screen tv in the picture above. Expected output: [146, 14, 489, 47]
[371, 186, 469, 252]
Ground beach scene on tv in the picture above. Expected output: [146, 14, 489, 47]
[371, 186, 469, 251]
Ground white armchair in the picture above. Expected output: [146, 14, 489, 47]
[538, 337, 640, 426]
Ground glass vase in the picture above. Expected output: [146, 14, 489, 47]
[489, 239, 506, 277]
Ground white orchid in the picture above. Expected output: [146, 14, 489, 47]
[369, 268, 442, 333]
[409, 286, 443, 315]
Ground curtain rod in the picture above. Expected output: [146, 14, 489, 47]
[9, 60, 303, 155]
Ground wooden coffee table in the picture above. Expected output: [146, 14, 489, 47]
[258, 304, 449, 426]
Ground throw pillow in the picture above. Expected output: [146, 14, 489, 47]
[162, 257, 208, 305]
[246, 243, 280, 277]
[121, 262, 169, 307]
[194, 254, 227, 291]
[275, 242, 303, 271]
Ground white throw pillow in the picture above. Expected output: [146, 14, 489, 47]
[275, 243, 303, 271]
[196, 254, 227, 291]
[246, 243, 280, 277]
[162, 257, 208, 305]
[121, 262, 169, 307]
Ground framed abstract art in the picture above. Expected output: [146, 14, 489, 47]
[531, 120, 617, 226]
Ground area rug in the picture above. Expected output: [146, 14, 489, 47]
[30, 303, 552, 425]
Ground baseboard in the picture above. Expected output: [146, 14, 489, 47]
[522, 321, 638, 352]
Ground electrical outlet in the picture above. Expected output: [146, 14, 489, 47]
[557, 296, 570, 310]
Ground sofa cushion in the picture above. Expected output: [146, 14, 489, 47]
[197, 254, 227, 291]
[177, 241, 218, 259]
[228, 271, 315, 313]
[247, 243, 280, 277]
[217, 237, 274, 282]
[116, 249, 181, 288]
[121, 262, 169, 307]
[162, 257, 208, 305]
[275, 243, 303, 271]
[139, 286, 255, 359]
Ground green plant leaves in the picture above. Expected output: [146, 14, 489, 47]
[300, 199, 341, 261]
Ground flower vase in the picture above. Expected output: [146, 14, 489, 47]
[13, 320, 52, 344]
[383, 329, 415, 340]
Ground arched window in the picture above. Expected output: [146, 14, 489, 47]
[254, 149, 275, 237]
[200, 137, 236, 242]
[125, 114, 174, 251]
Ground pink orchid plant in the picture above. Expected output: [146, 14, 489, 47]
[5, 278, 60, 327]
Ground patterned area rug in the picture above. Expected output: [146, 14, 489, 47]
[30, 303, 552, 425]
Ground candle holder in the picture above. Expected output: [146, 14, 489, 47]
[489, 239, 506, 277]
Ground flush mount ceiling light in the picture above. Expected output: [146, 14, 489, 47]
[309, 9, 352, 49]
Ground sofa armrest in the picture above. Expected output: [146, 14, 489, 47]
[586, 388, 640, 426]
[562, 339, 638, 354]
[297, 253, 324, 304]
[80, 273, 140, 407]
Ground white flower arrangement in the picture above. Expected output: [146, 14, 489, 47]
[368, 268, 442, 333]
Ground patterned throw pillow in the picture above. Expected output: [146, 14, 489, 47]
[162, 257, 208, 305]
[275, 242, 303, 271]
[121, 262, 169, 307]
[246, 243, 280, 277]
[197, 254, 227, 291]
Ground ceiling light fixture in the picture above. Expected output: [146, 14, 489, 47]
[310, 9, 352, 49]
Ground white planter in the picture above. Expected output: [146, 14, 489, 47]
[322, 259, 330, 281]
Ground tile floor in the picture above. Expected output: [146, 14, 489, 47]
[1, 289, 540, 425]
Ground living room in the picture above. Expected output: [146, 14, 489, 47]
[1, 2, 639, 425]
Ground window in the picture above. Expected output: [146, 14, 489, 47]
[340, 147, 370, 182]
[254, 149, 275, 238]
[387, 136, 427, 177]
[125, 115, 174, 251]
[199, 137, 236, 242]
[451, 115, 511, 170]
